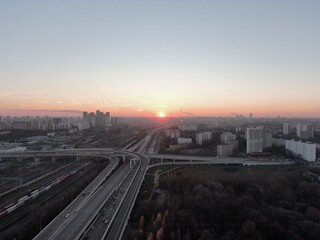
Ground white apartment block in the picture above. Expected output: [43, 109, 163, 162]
[196, 131, 213, 145]
[285, 140, 316, 161]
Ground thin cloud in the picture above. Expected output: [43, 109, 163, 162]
[15, 109, 83, 114]
[1, 92, 15, 97]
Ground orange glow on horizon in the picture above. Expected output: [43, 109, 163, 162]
[157, 112, 166, 118]
[1, 99, 320, 118]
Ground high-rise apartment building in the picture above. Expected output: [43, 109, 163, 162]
[283, 123, 292, 135]
[263, 133, 272, 149]
[297, 124, 314, 139]
[246, 127, 264, 153]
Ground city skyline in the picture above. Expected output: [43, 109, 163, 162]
[1, 1, 320, 118]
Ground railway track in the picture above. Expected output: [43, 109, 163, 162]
[0, 162, 101, 232]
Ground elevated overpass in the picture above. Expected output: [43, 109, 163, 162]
[0, 133, 296, 240]
[27, 149, 148, 240]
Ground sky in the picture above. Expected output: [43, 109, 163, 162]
[0, 0, 319, 117]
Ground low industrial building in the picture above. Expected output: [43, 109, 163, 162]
[296, 124, 314, 140]
[217, 141, 239, 157]
[272, 138, 286, 146]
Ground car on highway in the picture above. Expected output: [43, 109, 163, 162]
[65, 213, 70, 218]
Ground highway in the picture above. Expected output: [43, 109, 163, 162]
[32, 133, 153, 240]
[147, 153, 251, 162]
[33, 155, 119, 240]
[102, 153, 148, 240]
[145, 129, 162, 154]
[128, 128, 162, 153]
[100, 130, 159, 239]
[50, 161, 131, 240]
[82, 162, 140, 239]
[146, 153, 295, 166]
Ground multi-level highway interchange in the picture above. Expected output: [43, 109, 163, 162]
[0, 129, 293, 240]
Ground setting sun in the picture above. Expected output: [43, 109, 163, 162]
[157, 112, 166, 118]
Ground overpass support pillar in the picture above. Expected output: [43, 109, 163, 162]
[160, 158, 163, 164]
[52, 156, 56, 163]
[173, 158, 175, 164]
[34, 157, 40, 162]
[123, 155, 126, 162]
[76, 156, 80, 162]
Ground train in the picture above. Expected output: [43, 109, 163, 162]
[0, 162, 90, 219]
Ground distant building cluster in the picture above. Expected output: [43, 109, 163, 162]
[0, 116, 82, 131]
[83, 110, 111, 129]
[178, 124, 198, 131]
[0, 110, 112, 132]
